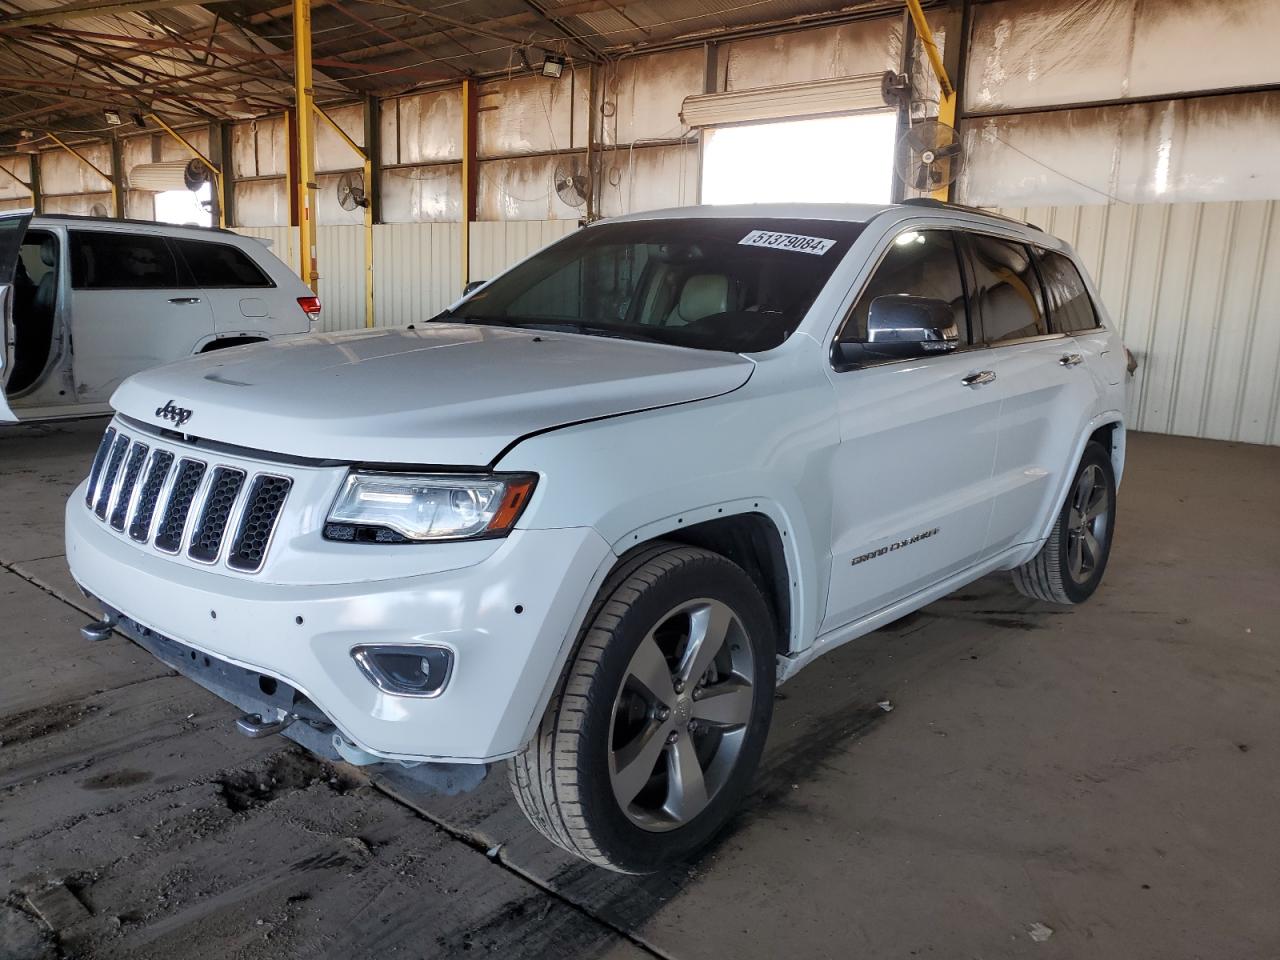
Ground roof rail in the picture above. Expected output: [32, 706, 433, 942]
[898, 197, 1042, 232]
[33, 213, 235, 234]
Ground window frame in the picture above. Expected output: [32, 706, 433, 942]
[829, 224, 978, 373]
[171, 237, 276, 290]
[1031, 246, 1102, 336]
[68, 229, 187, 292]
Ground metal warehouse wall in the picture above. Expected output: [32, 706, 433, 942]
[999, 202, 1280, 447]
[234, 220, 577, 332]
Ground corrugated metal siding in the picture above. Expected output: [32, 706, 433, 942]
[999, 201, 1280, 446]
[235, 220, 578, 332]
[469, 220, 578, 281]
[373, 222, 463, 326]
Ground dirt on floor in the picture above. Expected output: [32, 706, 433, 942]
[2, 419, 1279, 960]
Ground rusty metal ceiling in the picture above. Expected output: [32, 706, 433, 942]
[0, 0, 906, 145]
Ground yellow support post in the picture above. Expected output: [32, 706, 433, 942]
[314, 105, 374, 328]
[145, 113, 225, 228]
[460, 78, 476, 291]
[46, 132, 118, 218]
[294, 0, 319, 294]
[903, 0, 957, 202]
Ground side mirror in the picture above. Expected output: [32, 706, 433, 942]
[866, 295, 957, 350]
[462, 280, 486, 296]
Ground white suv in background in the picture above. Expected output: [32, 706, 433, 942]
[0, 212, 319, 422]
[64, 202, 1129, 873]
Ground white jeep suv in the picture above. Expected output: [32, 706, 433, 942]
[1, 212, 319, 423]
[64, 202, 1127, 873]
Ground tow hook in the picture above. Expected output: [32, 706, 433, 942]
[80, 613, 118, 642]
[235, 710, 299, 739]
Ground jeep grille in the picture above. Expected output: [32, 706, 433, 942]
[84, 425, 291, 574]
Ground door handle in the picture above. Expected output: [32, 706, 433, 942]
[168, 297, 202, 305]
[1059, 353, 1084, 367]
[961, 370, 996, 387]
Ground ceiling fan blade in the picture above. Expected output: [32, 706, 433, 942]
[914, 165, 932, 190]
[934, 141, 962, 158]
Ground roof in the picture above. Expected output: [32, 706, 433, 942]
[32, 213, 235, 234]
[0, 0, 905, 150]
[603, 202, 895, 224]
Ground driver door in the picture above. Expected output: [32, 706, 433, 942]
[821, 227, 1001, 632]
[0, 211, 34, 422]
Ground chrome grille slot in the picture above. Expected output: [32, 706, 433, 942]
[129, 450, 174, 543]
[154, 459, 207, 554]
[188, 467, 246, 563]
[93, 433, 131, 520]
[86, 427, 116, 508]
[228, 476, 292, 573]
[109, 442, 149, 532]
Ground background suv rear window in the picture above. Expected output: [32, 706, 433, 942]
[172, 239, 272, 288]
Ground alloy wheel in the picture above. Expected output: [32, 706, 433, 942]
[1066, 463, 1110, 584]
[607, 598, 756, 832]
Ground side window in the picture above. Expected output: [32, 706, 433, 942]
[1037, 249, 1099, 333]
[70, 231, 180, 290]
[967, 234, 1047, 343]
[172, 239, 273, 288]
[835, 228, 968, 366]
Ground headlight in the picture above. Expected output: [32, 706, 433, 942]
[325, 472, 537, 543]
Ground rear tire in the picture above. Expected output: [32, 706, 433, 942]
[508, 543, 775, 873]
[1011, 441, 1116, 604]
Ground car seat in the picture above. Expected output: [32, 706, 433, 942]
[665, 274, 730, 326]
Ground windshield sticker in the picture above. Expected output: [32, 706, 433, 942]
[738, 230, 837, 256]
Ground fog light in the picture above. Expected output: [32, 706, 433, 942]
[351, 644, 453, 698]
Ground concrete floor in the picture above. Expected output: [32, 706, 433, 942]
[1, 419, 1278, 960]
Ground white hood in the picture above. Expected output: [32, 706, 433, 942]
[111, 325, 754, 465]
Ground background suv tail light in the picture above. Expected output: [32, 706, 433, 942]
[297, 296, 322, 328]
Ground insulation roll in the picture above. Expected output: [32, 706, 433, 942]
[127, 159, 211, 191]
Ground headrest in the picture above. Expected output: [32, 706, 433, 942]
[675, 274, 729, 323]
[40, 236, 56, 267]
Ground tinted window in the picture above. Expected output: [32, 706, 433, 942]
[70, 231, 180, 289]
[968, 234, 1047, 343]
[173, 238, 272, 288]
[449, 218, 865, 353]
[1037, 249, 1099, 333]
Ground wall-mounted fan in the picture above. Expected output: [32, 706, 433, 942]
[337, 170, 368, 211]
[553, 159, 588, 209]
[89, 202, 109, 218]
[183, 158, 211, 191]
[895, 119, 963, 192]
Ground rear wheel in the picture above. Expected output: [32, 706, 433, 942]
[1011, 441, 1116, 604]
[508, 544, 775, 873]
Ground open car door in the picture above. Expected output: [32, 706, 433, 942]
[0, 211, 33, 422]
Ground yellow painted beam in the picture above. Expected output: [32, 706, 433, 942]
[294, 0, 319, 293]
[313, 104, 373, 327]
[46, 131, 118, 218]
[903, 0, 956, 202]
[145, 113, 225, 228]
[460, 78, 476, 290]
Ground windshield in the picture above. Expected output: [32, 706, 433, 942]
[446, 217, 865, 352]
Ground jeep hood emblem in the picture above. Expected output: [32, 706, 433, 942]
[155, 400, 193, 428]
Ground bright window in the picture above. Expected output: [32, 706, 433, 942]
[701, 112, 898, 206]
[155, 183, 212, 227]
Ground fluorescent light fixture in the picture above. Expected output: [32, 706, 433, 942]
[541, 54, 566, 79]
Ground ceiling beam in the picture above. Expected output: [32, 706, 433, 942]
[0, 0, 244, 30]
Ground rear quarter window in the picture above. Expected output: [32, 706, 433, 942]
[1037, 249, 1101, 333]
[172, 238, 273, 288]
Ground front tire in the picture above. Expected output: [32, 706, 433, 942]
[509, 543, 776, 873]
[1011, 441, 1117, 604]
